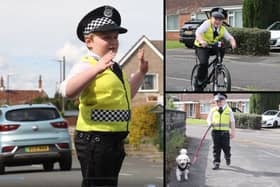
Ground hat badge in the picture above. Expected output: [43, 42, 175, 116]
[104, 6, 113, 18]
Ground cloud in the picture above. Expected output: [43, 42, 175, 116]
[56, 42, 87, 65]
[0, 56, 8, 70]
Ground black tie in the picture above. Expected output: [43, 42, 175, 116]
[213, 27, 218, 38]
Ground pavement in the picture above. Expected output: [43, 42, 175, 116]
[168, 124, 280, 187]
[166, 48, 280, 91]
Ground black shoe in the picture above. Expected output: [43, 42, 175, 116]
[212, 163, 219, 170]
[226, 159, 231, 166]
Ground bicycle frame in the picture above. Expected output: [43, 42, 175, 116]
[195, 46, 225, 88]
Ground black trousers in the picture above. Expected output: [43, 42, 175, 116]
[211, 130, 231, 164]
[74, 131, 127, 187]
[196, 47, 217, 83]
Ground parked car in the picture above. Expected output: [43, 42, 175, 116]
[179, 19, 205, 48]
[261, 110, 280, 128]
[0, 104, 72, 174]
[267, 21, 280, 50]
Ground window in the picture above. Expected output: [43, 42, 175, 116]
[200, 103, 211, 114]
[228, 11, 235, 27]
[242, 102, 249, 113]
[6, 108, 60, 122]
[166, 15, 179, 31]
[139, 74, 158, 92]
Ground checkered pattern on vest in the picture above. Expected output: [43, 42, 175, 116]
[91, 109, 130, 122]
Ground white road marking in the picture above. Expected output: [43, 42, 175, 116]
[119, 173, 133, 176]
[166, 76, 190, 82]
[260, 150, 280, 158]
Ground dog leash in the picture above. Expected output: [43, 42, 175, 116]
[191, 124, 212, 165]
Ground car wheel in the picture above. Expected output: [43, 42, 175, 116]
[59, 153, 72, 171]
[43, 162, 54, 171]
[273, 121, 278, 128]
[0, 162, 5, 174]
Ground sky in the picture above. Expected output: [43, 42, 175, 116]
[0, 0, 163, 97]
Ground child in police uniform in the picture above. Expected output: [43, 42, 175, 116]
[194, 8, 237, 91]
[207, 93, 235, 170]
[60, 5, 148, 187]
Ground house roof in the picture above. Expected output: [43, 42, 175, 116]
[202, 0, 243, 8]
[177, 93, 251, 103]
[166, 0, 243, 14]
[119, 35, 163, 67]
[0, 90, 48, 105]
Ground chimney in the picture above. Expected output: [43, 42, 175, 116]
[0, 76, 5, 91]
[38, 75, 42, 92]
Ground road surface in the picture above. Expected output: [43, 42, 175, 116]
[166, 48, 280, 91]
[0, 156, 163, 187]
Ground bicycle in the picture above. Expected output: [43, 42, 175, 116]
[190, 42, 231, 91]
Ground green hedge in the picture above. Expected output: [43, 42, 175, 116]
[234, 113, 262, 129]
[226, 27, 270, 56]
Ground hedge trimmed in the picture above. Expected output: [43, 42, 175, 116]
[234, 113, 262, 129]
[226, 27, 270, 56]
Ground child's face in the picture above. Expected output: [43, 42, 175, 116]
[87, 31, 119, 56]
[215, 100, 225, 108]
[211, 17, 223, 27]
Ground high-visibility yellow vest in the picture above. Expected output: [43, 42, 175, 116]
[194, 19, 225, 47]
[76, 56, 131, 132]
[211, 105, 231, 131]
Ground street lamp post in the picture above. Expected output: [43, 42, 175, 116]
[6, 74, 14, 104]
[57, 56, 66, 114]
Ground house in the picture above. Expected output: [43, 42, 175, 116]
[0, 75, 48, 105]
[119, 35, 163, 105]
[173, 93, 251, 119]
[166, 0, 243, 40]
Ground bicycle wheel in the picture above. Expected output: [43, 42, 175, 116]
[213, 64, 231, 91]
[190, 64, 199, 91]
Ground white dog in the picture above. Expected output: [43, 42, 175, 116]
[176, 148, 191, 181]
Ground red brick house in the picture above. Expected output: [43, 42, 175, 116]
[174, 93, 251, 119]
[0, 75, 48, 105]
[119, 35, 163, 105]
[166, 0, 243, 40]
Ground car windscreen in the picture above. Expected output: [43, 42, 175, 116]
[267, 22, 280, 30]
[182, 23, 200, 29]
[5, 108, 60, 121]
[263, 111, 278, 115]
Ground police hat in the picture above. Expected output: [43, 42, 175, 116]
[213, 93, 227, 101]
[210, 8, 227, 19]
[77, 5, 127, 42]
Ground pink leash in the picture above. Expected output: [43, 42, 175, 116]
[191, 125, 212, 165]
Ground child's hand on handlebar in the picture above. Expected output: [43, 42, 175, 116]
[200, 40, 208, 48]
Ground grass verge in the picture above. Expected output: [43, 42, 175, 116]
[166, 40, 185, 49]
[166, 129, 188, 183]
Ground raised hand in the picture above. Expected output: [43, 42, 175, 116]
[96, 50, 115, 73]
[137, 48, 148, 74]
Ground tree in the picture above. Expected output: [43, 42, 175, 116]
[243, 0, 280, 29]
[250, 93, 280, 114]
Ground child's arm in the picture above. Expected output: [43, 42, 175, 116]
[224, 28, 237, 49]
[65, 51, 115, 98]
[129, 48, 148, 98]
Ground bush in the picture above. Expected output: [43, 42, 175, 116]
[128, 104, 157, 145]
[234, 113, 262, 129]
[226, 27, 270, 56]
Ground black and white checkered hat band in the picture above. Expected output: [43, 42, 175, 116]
[84, 17, 115, 34]
[91, 109, 130, 122]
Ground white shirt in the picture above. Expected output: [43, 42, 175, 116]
[196, 20, 233, 41]
[207, 103, 235, 127]
[59, 51, 101, 98]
